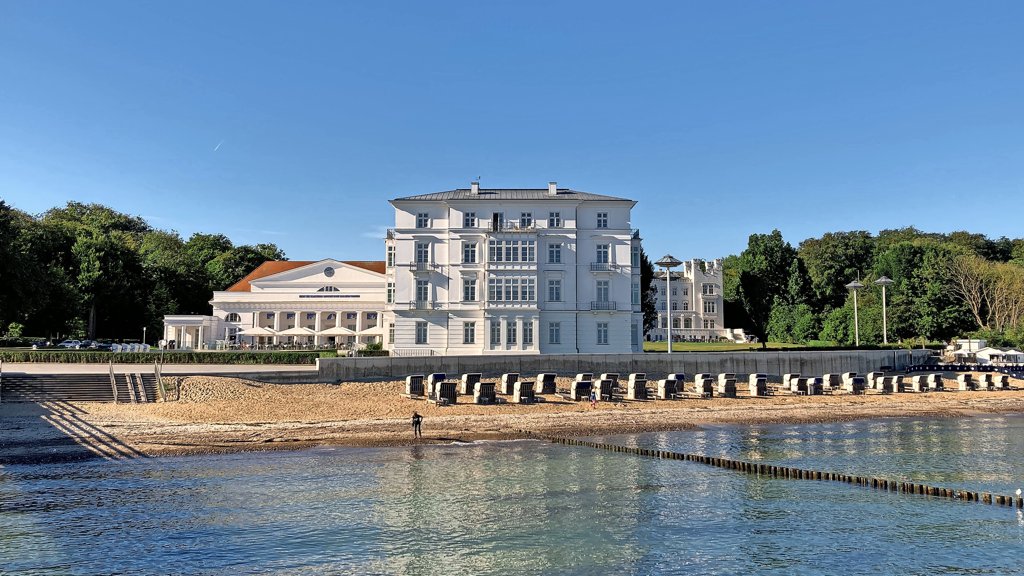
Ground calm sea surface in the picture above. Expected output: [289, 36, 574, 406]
[3, 415, 1024, 575]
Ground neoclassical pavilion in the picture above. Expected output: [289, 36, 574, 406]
[162, 259, 386, 349]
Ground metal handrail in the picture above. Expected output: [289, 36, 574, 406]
[109, 359, 118, 403]
[590, 301, 619, 311]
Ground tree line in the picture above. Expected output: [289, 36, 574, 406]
[0, 200, 285, 342]
[723, 228, 1024, 348]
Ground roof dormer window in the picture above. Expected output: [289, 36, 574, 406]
[317, 286, 340, 292]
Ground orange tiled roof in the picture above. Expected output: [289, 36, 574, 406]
[225, 260, 386, 292]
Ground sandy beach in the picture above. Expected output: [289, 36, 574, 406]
[3, 373, 1024, 464]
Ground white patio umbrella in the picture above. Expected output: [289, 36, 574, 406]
[357, 326, 385, 336]
[319, 326, 357, 336]
[277, 326, 316, 336]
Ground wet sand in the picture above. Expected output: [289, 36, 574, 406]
[3, 374, 1024, 464]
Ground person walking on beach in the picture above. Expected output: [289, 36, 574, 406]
[411, 412, 423, 438]
[589, 389, 598, 409]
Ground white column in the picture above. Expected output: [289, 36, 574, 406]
[314, 312, 322, 346]
[355, 312, 364, 346]
[198, 326, 204, 350]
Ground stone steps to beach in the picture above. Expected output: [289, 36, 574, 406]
[1, 373, 159, 403]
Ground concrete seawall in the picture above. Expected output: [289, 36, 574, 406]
[317, 350, 933, 382]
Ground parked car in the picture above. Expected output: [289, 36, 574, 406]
[57, 339, 83, 349]
[89, 340, 113, 351]
[30, 339, 52, 350]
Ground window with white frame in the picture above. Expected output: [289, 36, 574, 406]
[548, 243, 562, 264]
[548, 212, 561, 228]
[463, 277, 476, 301]
[548, 322, 561, 344]
[672, 317, 681, 329]
[704, 319, 716, 329]
[386, 245, 395, 268]
[389, 323, 395, 343]
[682, 301, 689, 311]
[597, 212, 608, 228]
[631, 245, 640, 268]
[463, 242, 477, 264]
[703, 301, 717, 314]
[597, 322, 609, 345]
[523, 240, 535, 262]
[463, 212, 476, 228]
[596, 244, 609, 264]
[671, 301, 678, 311]
[488, 277, 536, 302]
[631, 323, 639, 346]
[491, 212, 504, 231]
[463, 322, 476, 344]
[548, 279, 562, 302]
[415, 321, 428, 344]
[504, 241, 519, 262]
[386, 282, 395, 304]
[520, 212, 532, 227]
[490, 321, 501, 346]
[596, 280, 609, 302]
[415, 242, 429, 263]
[416, 213, 429, 228]
[632, 282, 640, 305]
[416, 279, 429, 302]
[660, 317, 667, 328]
[507, 322, 517, 345]
[504, 278, 519, 301]
[702, 283, 716, 296]
[226, 313, 241, 322]
[682, 287, 689, 296]
[523, 322, 533, 346]
[684, 317, 693, 329]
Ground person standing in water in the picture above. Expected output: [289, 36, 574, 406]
[412, 412, 423, 438]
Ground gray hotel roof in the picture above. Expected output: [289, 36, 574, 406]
[392, 188, 633, 202]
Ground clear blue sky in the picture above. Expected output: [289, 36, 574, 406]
[2, 1, 1022, 261]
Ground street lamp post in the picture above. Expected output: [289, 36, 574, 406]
[142, 326, 147, 346]
[656, 255, 683, 354]
[845, 280, 864, 347]
[874, 276, 894, 345]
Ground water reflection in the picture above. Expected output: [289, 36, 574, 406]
[2, 417, 1024, 575]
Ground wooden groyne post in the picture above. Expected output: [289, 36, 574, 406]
[542, 436, 1024, 510]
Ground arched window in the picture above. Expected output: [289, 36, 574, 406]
[226, 313, 241, 322]
[683, 317, 692, 329]
[317, 286, 340, 292]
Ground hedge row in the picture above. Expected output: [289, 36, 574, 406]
[0, 350, 335, 364]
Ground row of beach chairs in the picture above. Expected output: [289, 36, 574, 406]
[401, 370, 1015, 405]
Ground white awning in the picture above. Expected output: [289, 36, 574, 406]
[277, 326, 316, 336]
[358, 326, 385, 336]
[239, 326, 278, 336]
[320, 326, 357, 336]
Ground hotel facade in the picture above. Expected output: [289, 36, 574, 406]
[648, 258, 742, 342]
[384, 182, 644, 355]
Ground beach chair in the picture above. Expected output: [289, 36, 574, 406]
[667, 373, 686, 389]
[748, 374, 768, 397]
[576, 373, 594, 384]
[656, 378, 678, 400]
[596, 378, 615, 401]
[599, 373, 620, 387]
[957, 374, 975, 391]
[783, 373, 800, 392]
[821, 373, 841, 394]
[404, 374, 425, 398]
[426, 373, 446, 399]
[499, 373, 520, 395]
[978, 373, 995, 391]
[460, 373, 482, 395]
[927, 373, 944, 391]
[626, 374, 648, 400]
[844, 376, 866, 394]
[995, 374, 1010, 390]
[435, 382, 457, 405]
[910, 375, 928, 393]
[805, 377, 823, 396]
[866, 371, 885, 389]
[473, 382, 496, 404]
[565, 379, 592, 401]
[791, 378, 808, 395]
[694, 377, 714, 398]
[513, 381, 536, 404]
[841, 372, 858, 388]
[716, 374, 737, 398]
[535, 373, 557, 394]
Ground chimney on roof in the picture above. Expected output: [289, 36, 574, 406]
[548, 181, 558, 195]
[471, 181, 480, 194]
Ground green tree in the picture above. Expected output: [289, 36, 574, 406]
[798, 231, 875, 311]
[736, 230, 797, 348]
[639, 247, 658, 335]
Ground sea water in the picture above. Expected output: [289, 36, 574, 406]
[2, 415, 1023, 575]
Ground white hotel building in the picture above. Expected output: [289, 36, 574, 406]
[384, 182, 644, 355]
[648, 258, 740, 342]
